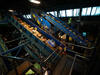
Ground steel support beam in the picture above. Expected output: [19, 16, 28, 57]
[1, 41, 29, 55]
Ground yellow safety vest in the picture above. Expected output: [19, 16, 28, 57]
[69, 37, 72, 41]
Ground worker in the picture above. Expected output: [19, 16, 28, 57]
[69, 36, 73, 42]
[68, 18, 72, 26]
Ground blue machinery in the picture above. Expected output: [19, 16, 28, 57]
[6, 14, 70, 64]
[44, 14, 88, 45]
[0, 11, 93, 70]
[31, 9, 94, 57]
[31, 9, 88, 46]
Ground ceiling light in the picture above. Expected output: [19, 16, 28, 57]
[8, 9, 14, 12]
[29, 0, 40, 4]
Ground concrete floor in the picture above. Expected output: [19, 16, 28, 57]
[53, 55, 87, 75]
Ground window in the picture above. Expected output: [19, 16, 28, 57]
[82, 8, 87, 16]
[23, 15, 26, 18]
[73, 9, 80, 16]
[47, 12, 49, 14]
[54, 11, 57, 17]
[86, 7, 92, 16]
[46, 6, 100, 17]
[23, 14, 32, 19]
[95, 6, 100, 15]
[59, 10, 66, 17]
[26, 15, 29, 19]
[27, 14, 32, 19]
[49, 11, 55, 16]
[91, 7, 97, 16]
[82, 6, 100, 16]
[46, 11, 57, 17]
[66, 9, 72, 17]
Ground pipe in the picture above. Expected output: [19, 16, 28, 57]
[66, 42, 94, 49]
[69, 54, 77, 75]
[5, 37, 21, 44]
[43, 47, 59, 62]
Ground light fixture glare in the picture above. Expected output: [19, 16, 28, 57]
[29, 0, 40, 4]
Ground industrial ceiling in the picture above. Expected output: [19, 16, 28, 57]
[0, 0, 100, 12]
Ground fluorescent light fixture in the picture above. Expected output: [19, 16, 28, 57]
[8, 9, 14, 12]
[29, 0, 40, 4]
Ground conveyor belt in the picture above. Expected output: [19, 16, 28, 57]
[7, 14, 63, 64]
[45, 15, 87, 45]
[7, 13, 89, 63]
[31, 10, 68, 54]
[31, 10, 87, 56]
[46, 14, 83, 37]
[17, 15, 65, 53]
[31, 10, 51, 29]
[19, 14, 90, 61]
[32, 10, 88, 46]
